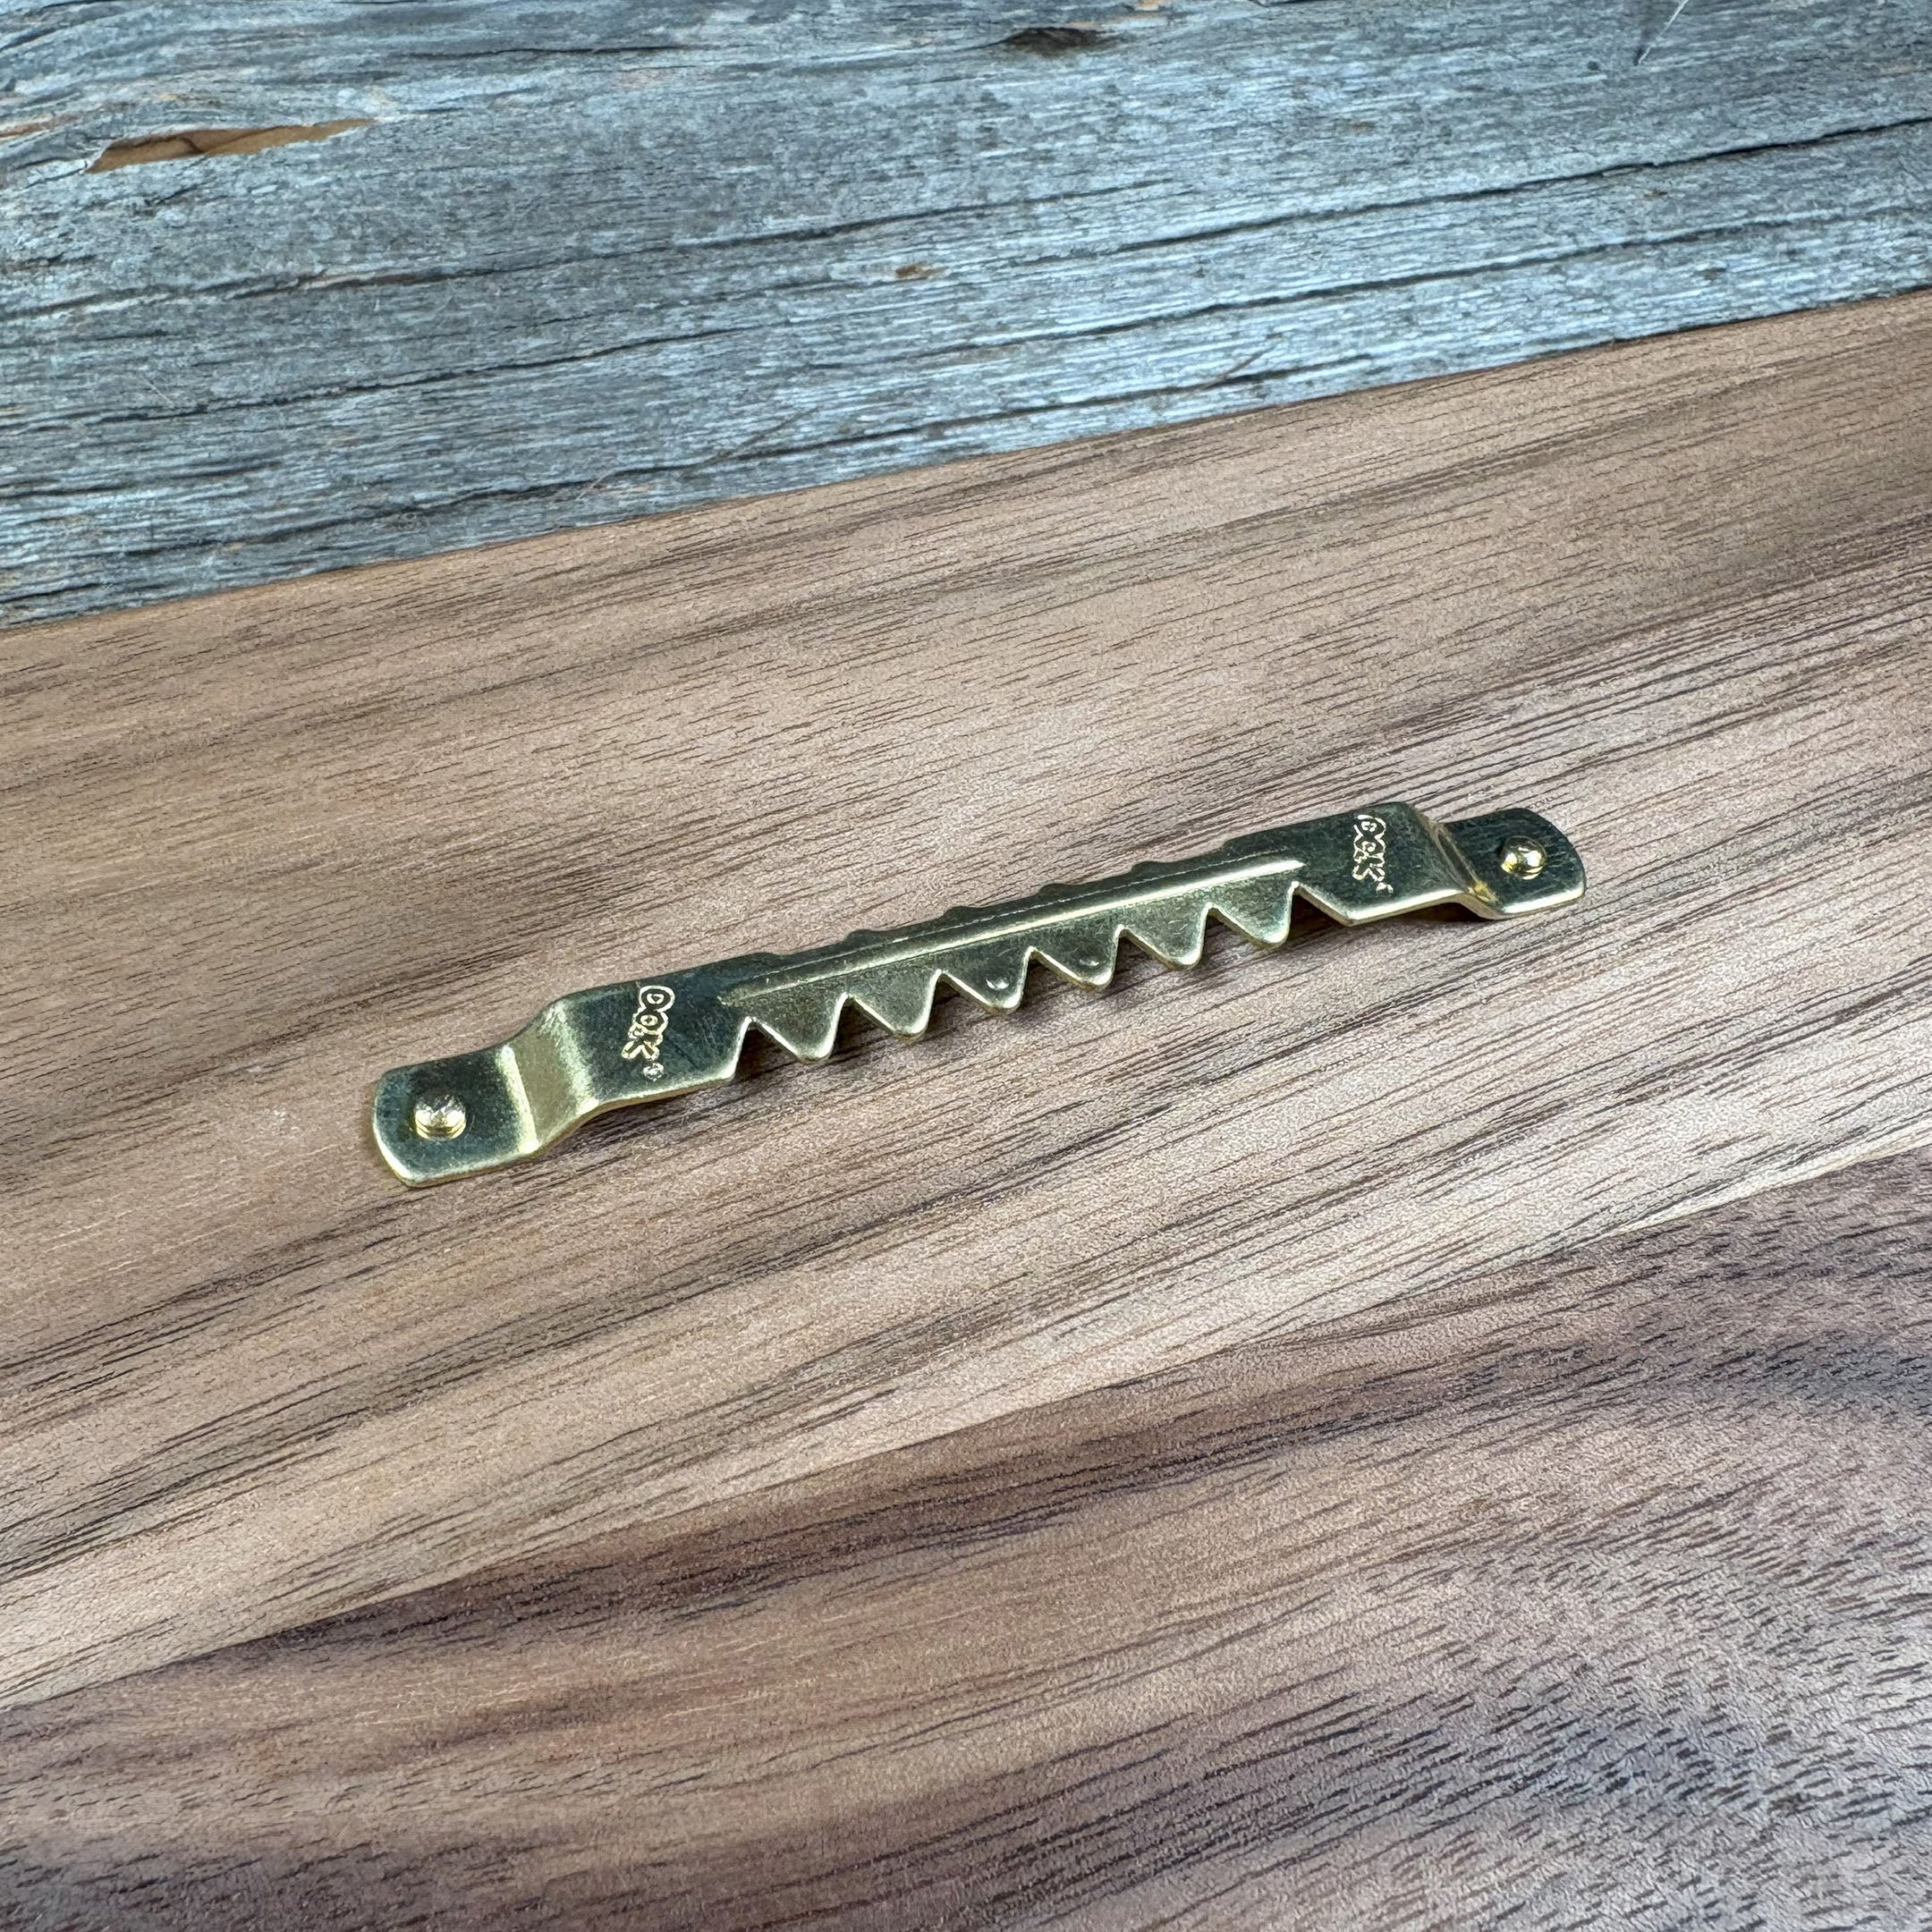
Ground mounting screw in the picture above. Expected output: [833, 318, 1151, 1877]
[1497, 837, 1546, 880]
[412, 1092, 468, 1140]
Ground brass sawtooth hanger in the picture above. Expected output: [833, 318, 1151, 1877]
[370, 801, 1585, 1185]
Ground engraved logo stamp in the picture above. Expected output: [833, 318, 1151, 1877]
[1351, 814, 1395, 895]
[621, 983, 675, 1079]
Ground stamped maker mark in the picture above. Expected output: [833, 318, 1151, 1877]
[621, 983, 675, 1078]
[1351, 814, 1395, 895]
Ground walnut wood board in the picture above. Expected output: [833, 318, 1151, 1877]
[4, 1148, 1928, 1928]
[5, 0, 1932, 623]
[4, 295, 1931, 1722]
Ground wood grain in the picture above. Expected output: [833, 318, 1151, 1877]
[4, 0, 1931, 621]
[4, 294, 1931, 1715]
[4, 1148, 1927, 1929]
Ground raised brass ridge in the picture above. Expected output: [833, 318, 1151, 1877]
[371, 801, 1585, 1185]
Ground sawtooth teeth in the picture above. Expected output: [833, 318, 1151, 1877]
[730, 864, 1303, 1065]
[937, 942, 1030, 1011]
[741, 985, 843, 1061]
[1119, 894, 1211, 967]
[1207, 875, 1297, 945]
[1029, 917, 1119, 987]
[845, 965, 938, 1038]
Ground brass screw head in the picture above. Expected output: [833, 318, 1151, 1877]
[1497, 836, 1546, 879]
[412, 1092, 468, 1140]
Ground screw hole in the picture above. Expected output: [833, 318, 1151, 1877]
[1497, 837, 1546, 880]
[412, 1092, 467, 1140]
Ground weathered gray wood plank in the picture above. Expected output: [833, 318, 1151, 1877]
[4, 0, 1930, 623]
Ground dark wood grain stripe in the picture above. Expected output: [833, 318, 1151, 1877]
[3, 1150, 1927, 1928]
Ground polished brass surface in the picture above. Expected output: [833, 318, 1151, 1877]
[370, 801, 1585, 1185]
